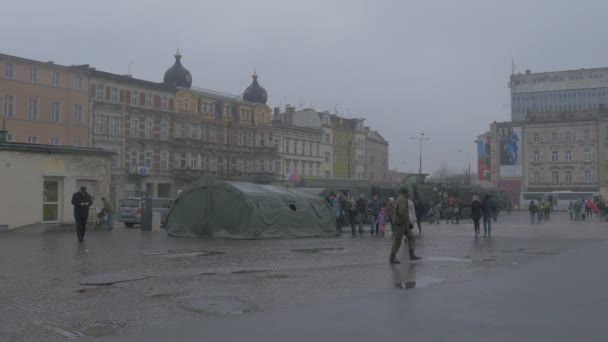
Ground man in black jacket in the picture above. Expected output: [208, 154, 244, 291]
[71, 186, 93, 242]
[356, 194, 367, 234]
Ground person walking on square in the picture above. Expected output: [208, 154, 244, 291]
[586, 199, 593, 219]
[101, 197, 113, 230]
[481, 194, 496, 236]
[389, 187, 421, 264]
[387, 197, 396, 232]
[376, 207, 388, 236]
[71, 186, 93, 242]
[413, 191, 424, 234]
[330, 194, 342, 234]
[367, 194, 381, 236]
[529, 200, 538, 224]
[471, 195, 482, 236]
[356, 194, 367, 234]
[348, 199, 359, 236]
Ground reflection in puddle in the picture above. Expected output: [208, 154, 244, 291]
[391, 264, 443, 290]
[425, 256, 472, 263]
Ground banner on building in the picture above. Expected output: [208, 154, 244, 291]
[498, 126, 522, 177]
[477, 138, 491, 181]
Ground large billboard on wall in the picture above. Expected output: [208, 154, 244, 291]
[498, 126, 522, 177]
[477, 137, 491, 181]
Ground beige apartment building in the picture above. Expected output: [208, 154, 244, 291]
[523, 111, 599, 193]
[0, 53, 90, 146]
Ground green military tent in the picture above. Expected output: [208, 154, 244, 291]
[166, 181, 336, 239]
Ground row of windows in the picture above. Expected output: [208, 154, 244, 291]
[533, 150, 592, 162]
[94, 84, 172, 112]
[6, 133, 82, 147]
[3, 62, 83, 89]
[173, 122, 273, 147]
[280, 139, 321, 156]
[2, 95, 84, 124]
[532, 130, 591, 143]
[176, 153, 273, 173]
[284, 159, 322, 177]
[512, 89, 608, 114]
[127, 117, 170, 140]
[532, 170, 593, 184]
[514, 73, 604, 86]
[183, 98, 264, 123]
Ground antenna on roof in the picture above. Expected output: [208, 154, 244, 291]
[128, 61, 134, 76]
[511, 58, 521, 75]
[299, 98, 303, 109]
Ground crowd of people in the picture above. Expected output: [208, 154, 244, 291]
[326, 189, 500, 263]
[528, 197, 606, 223]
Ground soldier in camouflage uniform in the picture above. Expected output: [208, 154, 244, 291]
[390, 187, 422, 264]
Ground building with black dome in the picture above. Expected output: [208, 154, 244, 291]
[163, 49, 192, 88]
[243, 70, 268, 104]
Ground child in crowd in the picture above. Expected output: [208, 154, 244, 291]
[376, 207, 388, 236]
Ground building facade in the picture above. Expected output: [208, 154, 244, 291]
[272, 107, 323, 184]
[168, 53, 278, 190]
[522, 111, 600, 193]
[0, 140, 113, 230]
[0, 53, 90, 146]
[365, 128, 389, 181]
[510, 67, 608, 121]
[87, 68, 177, 203]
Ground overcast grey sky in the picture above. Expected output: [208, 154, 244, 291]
[3, 0, 608, 174]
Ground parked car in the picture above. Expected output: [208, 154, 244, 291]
[116, 197, 173, 228]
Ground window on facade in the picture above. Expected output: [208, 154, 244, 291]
[29, 66, 37, 82]
[325, 170, 331, 178]
[565, 171, 572, 184]
[565, 151, 572, 162]
[189, 153, 197, 169]
[95, 115, 106, 134]
[145, 118, 153, 138]
[533, 133, 539, 143]
[184, 97, 189, 111]
[145, 151, 152, 168]
[4, 63, 14, 79]
[161, 96, 168, 111]
[73, 105, 83, 125]
[565, 131, 571, 142]
[52, 71, 60, 86]
[3, 95, 15, 117]
[51, 101, 61, 122]
[131, 91, 139, 105]
[247, 131, 253, 146]
[293, 141, 297, 154]
[584, 130, 591, 141]
[585, 170, 592, 183]
[260, 133, 265, 147]
[533, 151, 541, 162]
[96, 85, 104, 100]
[584, 149, 592, 161]
[533, 172, 541, 184]
[50, 137, 60, 145]
[160, 151, 169, 170]
[552, 132, 558, 142]
[237, 130, 244, 145]
[27, 136, 38, 144]
[206, 103, 214, 114]
[108, 117, 118, 135]
[28, 97, 38, 120]
[223, 105, 231, 118]
[240, 108, 251, 121]
[324, 134, 330, 144]
[325, 152, 330, 162]
[179, 153, 187, 169]
[223, 127, 228, 144]
[130, 117, 139, 137]
[552, 151, 558, 162]
[551, 171, 559, 184]
[111, 88, 119, 102]
[146, 94, 152, 108]
[73, 75, 82, 89]
[210, 126, 216, 143]
[161, 119, 169, 140]
[190, 123, 199, 139]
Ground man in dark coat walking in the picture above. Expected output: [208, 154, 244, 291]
[71, 186, 93, 242]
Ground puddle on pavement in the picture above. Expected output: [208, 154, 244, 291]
[290, 247, 345, 254]
[200, 272, 218, 276]
[79, 273, 150, 286]
[265, 273, 290, 279]
[231, 269, 269, 274]
[81, 323, 119, 337]
[143, 249, 225, 258]
[425, 256, 472, 263]
[394, 276, 443, 290]
[182, 296, 258, 316]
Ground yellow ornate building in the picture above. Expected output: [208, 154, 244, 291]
[164, 51, 277, 189]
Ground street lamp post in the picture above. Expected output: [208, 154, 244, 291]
[457, 149, 471, 185]
[411, 133, 430, 182]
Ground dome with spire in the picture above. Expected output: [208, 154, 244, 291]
[163, 49, 192, 88]
[243, 70, 268, 104]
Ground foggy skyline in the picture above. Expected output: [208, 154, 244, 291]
[3, 0, 608, 174]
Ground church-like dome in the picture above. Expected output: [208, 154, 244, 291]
[163, 49, 192, 88]
[243, 70, 268, 104]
